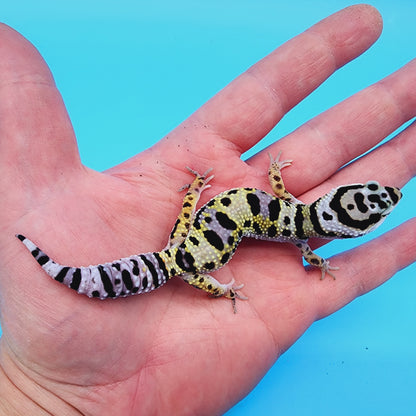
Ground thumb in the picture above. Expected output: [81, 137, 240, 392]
[0, 24, 81, 193]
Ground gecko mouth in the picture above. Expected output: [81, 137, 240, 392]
[381, 187, 402, 217]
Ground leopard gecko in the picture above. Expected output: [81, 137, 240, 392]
[16, 153, 402, 311]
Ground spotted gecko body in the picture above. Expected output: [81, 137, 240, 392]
[17, 154, 402, 310]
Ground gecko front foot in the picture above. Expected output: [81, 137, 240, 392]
[319, 260, 339, 280]
[268, 151, 293, 171]
[179, 167, 214, 192]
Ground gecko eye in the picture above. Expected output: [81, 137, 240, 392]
[365, 181, 380, 191]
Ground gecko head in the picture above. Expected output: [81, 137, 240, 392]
[315, 181, 402, 238]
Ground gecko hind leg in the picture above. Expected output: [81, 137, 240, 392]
[165, 167, 214, 249]
[181, 272, 247, 313]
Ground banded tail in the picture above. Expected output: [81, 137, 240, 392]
[16, 234, 173, 299]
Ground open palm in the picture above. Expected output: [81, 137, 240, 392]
[1, 5, 416, 415]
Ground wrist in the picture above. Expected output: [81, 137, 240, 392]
[0, 341, 80, 416]
[0, 364, 46, 415]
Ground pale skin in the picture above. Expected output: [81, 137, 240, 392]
[1, 5, 416, 415]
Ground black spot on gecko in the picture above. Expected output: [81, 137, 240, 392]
[253, 222, 262, 235]
[203, 230, 224, 251]
[221, 252, 230, 264]
[98, 266, 116, 297]
[122, 270, 133, 291]
[215, 212, 237, 230]
[268, 199, 281, 221]
[284, 216, 290, 225]
[267, 225, 277, 237]
[227, 189, 238, 195]
[55, 266, 70, 283]
[140, 255, 160, 288]
[184, 251, 196, 272]
[112, 263, 121, 271]
[189, 236, 200, 246]
[220, 197, 232, 206]
[37, 255, 50, 265]
[294, 205, 306, 239]
[246, 193, 261, 216]
[282, 229, 291, 237]
[70, 268, 82, 291]
[354, 192, 369, 213]
[130, 259, 140, 275]
[322, 211, 333, 221]
[153, 252, 169, 281]
[203, 262, 216, 270]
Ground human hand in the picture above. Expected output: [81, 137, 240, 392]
[1, 5, 415, 415]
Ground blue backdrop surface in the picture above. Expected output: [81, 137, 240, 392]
[1, 1, 415, 415]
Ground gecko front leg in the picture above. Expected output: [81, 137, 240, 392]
[294, 240, 339, 280]
[268, 152, 303, 204]
[165, 167, 214, 249]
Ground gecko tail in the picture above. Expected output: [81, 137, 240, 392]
[15, 234, 169, 299]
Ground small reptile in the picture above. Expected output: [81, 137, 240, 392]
[17, 153, 402, 311]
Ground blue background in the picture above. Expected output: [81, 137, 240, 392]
[1, 1, 415, 414]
